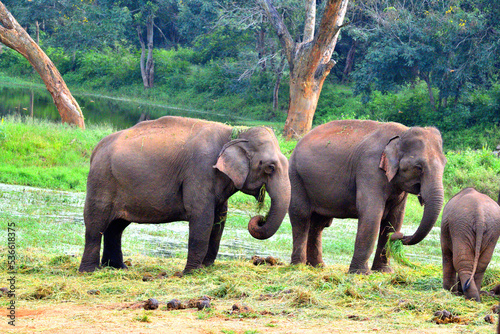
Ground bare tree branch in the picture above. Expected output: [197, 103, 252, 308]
[303, 0, 316, 43]
[256, 0, 295, 66]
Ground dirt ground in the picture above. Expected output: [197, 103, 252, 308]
[1, 302, 485, 334]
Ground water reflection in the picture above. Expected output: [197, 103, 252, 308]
[0, 83, 250, 130]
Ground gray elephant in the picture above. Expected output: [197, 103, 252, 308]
[79, 116, 291, 274]
[440, 187, 500, 301]
[289, 120, 446, 274]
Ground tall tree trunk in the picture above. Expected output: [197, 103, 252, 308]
[341, 40, 356, 84]
[138, 15, 155, 88]
[0, 2, 85, 128]
[256, 26, 266, 71]
[35, 20, 39, 44]
[258, 0, 349, 139]
[273, 55, 286, 113]
[421, 72, 436, 111]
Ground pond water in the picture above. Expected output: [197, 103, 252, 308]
[0, 83, 250, 130]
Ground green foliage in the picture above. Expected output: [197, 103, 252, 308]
[0, 48, 33, 76]
[192, 27, 250, 64]
[65, 45, 141, 89]
[443, 148, 500, 200]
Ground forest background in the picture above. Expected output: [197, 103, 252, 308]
[0, 0, 499, 150]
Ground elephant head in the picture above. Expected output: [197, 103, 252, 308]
[215, 127, 291, 240]
[380, 127, 446, 245]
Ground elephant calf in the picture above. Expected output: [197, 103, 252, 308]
[79, 116, 291, 274]
[441, 187, 500, 301]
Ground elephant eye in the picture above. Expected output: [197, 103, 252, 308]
[264, 164, 276, 175]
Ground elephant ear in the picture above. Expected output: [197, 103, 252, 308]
[214, 139, 250, 189]
[379, 136, 400, 182]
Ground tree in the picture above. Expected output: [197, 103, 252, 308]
[257, 0, 349, 138]
[0, 1, 85, 128]
[352, 1, 500, 109]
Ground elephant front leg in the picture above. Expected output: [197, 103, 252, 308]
[349, 199, 384, 274]
[372, 197, 406, 273]
[202, 202, 227, 267]
[184, 210, 215, 274]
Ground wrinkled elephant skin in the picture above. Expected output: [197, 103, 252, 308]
[289, 120, 446, 274]
[441, 187, 500, 301]
[78, 116, 291, 274]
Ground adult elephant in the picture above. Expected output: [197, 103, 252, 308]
[289, 120, 446, 274]
[79, 116, 291, 274]
[441, 188, 500, 301]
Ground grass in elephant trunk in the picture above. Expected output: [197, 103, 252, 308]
[386, 233, 420, 269]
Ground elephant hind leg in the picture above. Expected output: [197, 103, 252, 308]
[101, 219, 131, 269]
[458, 270, 480, 301]
[306, 213, 332, 267]
[290, 210, 311, 265]
[289, 174, 312, 265]
[79, 204, 113, 272]
[441, 243, 458, 293]
[79, 229, 103, 272]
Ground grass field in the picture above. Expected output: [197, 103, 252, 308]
[0, 117, 499, 333]
[1, 183, 500, 333]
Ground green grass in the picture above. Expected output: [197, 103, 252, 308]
[0, 116, 114, 191]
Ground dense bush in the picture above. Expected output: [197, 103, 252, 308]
[65, 45, 141, 89]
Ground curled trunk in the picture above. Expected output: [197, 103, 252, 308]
[402, 178, 444, 245]
[248, 166, 291, 240]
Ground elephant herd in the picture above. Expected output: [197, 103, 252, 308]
[78, 116, 500, 302]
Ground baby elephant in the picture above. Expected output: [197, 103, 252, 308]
[441, 187, 500, 301]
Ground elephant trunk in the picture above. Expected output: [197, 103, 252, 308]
[248, 165, 291, 240]
[402, 176, 444, 246]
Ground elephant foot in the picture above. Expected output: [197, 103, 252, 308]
[371, 265, 394, 273]
[183, 263, 205, 275]
[348, 266, 372, 275]
[78, 263, 99, 273]
[202, 260, 215, 267]
[101, 259, 128, 270]
[306, 260, 325, 268]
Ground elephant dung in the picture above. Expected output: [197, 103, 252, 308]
[432, 310, 468, 324]
[144, 298, 159, 310]
[231, 303, 254, 314]
[484, 314, 495, 324]
[252, 255, 281, 266]
[186, 295, 211, 310]
[166, 299, 184, 310]
[142, 273, 155, 282]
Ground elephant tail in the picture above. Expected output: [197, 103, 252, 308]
[464, 220, 485, 292]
